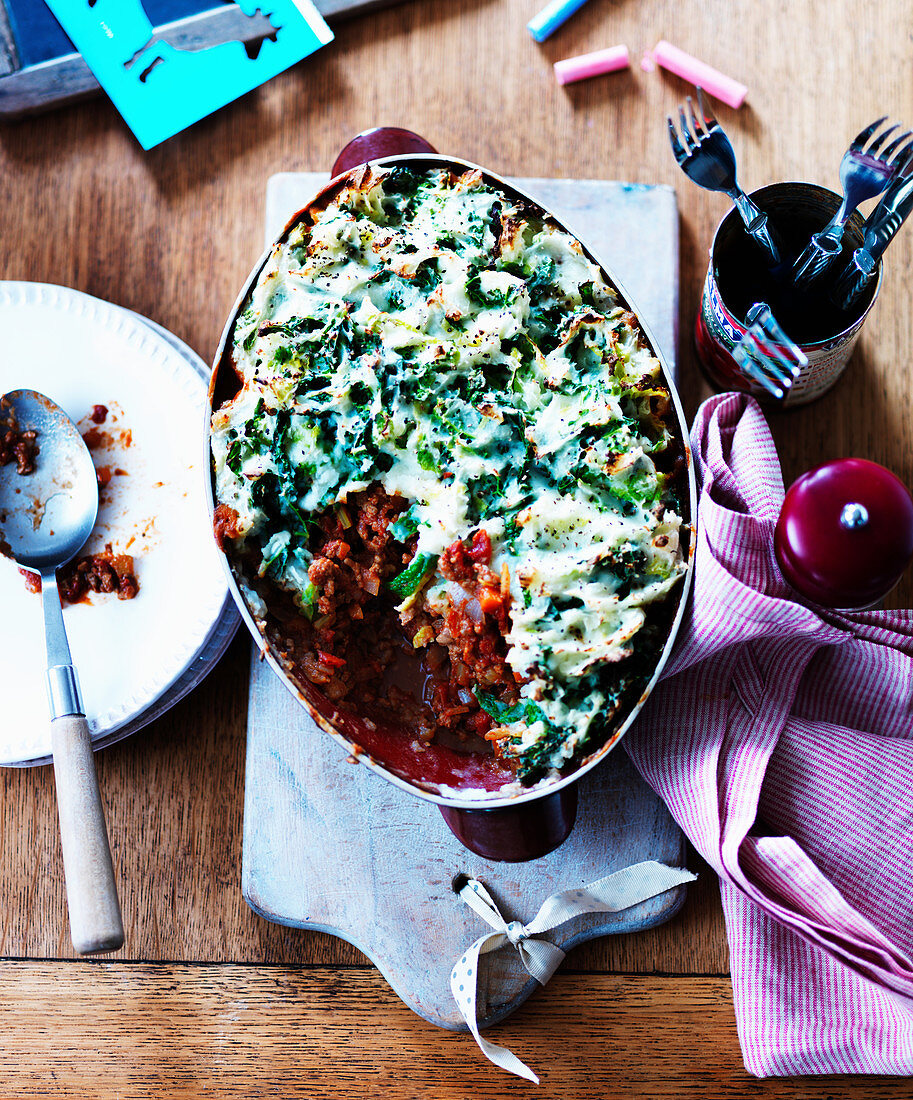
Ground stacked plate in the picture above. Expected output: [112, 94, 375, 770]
[0, 282, 238, 766]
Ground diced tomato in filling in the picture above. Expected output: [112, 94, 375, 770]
[318, 650, 346, 668]
[467, 528, 492, 564]
[467, 710, 493, 735]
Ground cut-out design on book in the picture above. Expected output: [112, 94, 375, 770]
[44, 0, 332, 147]
[85, 0, 281, 83]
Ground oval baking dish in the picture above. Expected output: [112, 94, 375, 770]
[207, 152, 696, 860]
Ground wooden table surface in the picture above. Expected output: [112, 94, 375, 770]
[0, 1, 910, 1095]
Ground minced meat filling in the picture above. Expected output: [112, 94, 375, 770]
[20, 550, 140, 603]
[402, 527, 518, 739]
[292, 485, 408, 692]
[259, 484, 520, 742]
[59, 553, 139, 603]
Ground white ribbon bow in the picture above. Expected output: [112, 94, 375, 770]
[450, 860, 697, 1083]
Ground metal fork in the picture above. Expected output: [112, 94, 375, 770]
[832, 154, 913, 311]
[791, 117, 913, 289]
[668, 88, 781, 265]
[731, 303, 808, 401]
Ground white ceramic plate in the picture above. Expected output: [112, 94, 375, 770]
[0, 282, 236, 766]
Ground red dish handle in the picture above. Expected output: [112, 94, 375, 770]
[439, 786, 578, 862]
[331, 127, 437, 176]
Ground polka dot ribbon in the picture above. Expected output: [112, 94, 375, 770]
[450, 860, 697, 1083]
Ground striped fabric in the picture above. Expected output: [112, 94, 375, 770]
[624, 392, 913, 1076]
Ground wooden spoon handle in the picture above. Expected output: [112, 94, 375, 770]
[50, 715, 124, 955]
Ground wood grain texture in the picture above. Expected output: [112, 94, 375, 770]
[0, 963, 902, 1099]
[0, 0, 908, 1090]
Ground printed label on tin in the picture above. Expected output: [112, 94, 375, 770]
[785, 332, 862, 405]
[704, 274, 744, 349]
[699, 259, 867, 407]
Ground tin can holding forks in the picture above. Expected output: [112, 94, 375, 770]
[695, 182, 883, 406]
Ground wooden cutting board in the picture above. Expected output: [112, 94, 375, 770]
[242, 174, 685, 1031]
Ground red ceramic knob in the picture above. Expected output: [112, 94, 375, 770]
[775, 458, 913, 608]
[331, 127, 437, 177]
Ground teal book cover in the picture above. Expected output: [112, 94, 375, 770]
[42, 1, 334, 149]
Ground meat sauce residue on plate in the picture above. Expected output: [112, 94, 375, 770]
[80, 404, 132, 502]
[20, 547, 139, 603]
[7, 402, 140, 604]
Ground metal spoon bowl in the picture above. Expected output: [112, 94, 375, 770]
[0, 390, 98, 570]
[0, 389, 123, 955]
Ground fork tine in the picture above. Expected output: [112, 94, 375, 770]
[745, 337, 800, 388]
[667, 117, 689, 164]
[734, 345, 786, 399]
[888, 135, 913, 170]
[695, 86, 719, 132]
[749, 304, 808, 367]
[866, 122, 899, 155]
[735, 304, 807, 398]
[881, 129, 911, 161]
[687, 96, 705, 140]
[772, 345, 804, 381]
[678, 105, 695, 150]
[850, 115, 888, 152]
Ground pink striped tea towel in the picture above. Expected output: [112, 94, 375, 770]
[625, 391, 913, 1076]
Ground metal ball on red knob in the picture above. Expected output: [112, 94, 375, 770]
[774, 457, 913, 609]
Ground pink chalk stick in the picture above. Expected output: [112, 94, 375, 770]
[554, 44, 630, 86]
[650, 40, 748, 108]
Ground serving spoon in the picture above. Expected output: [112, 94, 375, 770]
[0, 389, 123, 954]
